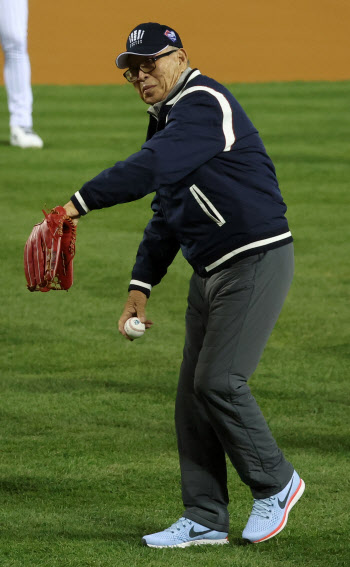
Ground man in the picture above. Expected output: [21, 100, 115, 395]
[0, 0, 43, 148]
[63, 22, 305, 548]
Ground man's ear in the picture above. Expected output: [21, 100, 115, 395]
[178, 48, 188, 66]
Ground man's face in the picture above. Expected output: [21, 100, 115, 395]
[127, 47, 188, 105]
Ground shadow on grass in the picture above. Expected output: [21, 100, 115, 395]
[0, 527, 137, 544]
[0, 375, 177, 397]
[0, 475, 142, 497]
[281, 432, 350, 452]
[234, 533, 349, 565]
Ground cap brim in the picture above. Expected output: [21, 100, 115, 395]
[116, 47, 168, 69]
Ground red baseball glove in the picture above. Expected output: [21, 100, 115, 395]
[24, 206, 77, 292]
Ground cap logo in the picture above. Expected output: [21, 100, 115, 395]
[129, 29, 145, 47]
[164, 29, 177, 42]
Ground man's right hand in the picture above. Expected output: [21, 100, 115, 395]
[63, 200, 81, 225]
[118, 290, 154, 340]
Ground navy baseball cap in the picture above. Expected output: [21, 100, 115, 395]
[116, 22, 183, 69]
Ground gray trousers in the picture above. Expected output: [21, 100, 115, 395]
[175, 244, 295, 532]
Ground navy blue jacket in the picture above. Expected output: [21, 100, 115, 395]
[71, 69, 292, 297]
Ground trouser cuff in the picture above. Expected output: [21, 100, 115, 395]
[250, 465, 294, 499]
[183, 509, 229, 533]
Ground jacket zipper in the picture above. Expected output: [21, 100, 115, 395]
[189, 184, 226, 227]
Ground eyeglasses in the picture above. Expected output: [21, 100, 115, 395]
[123, 50, 178, 83]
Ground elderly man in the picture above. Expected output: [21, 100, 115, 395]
[63, 22, 305, 548]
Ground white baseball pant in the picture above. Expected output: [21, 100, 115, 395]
[0, 0, 33, 127]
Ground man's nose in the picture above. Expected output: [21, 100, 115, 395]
[137, 68, 149, 81]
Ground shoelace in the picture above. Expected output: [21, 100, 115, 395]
[251, 496, 276, 519]
[166, 517, 192, 533]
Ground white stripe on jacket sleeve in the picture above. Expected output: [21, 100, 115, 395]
[74, 191, 90, 214]
[130, 280, 152, 291]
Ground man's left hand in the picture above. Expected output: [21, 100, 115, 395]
[119, 290, 153, 340]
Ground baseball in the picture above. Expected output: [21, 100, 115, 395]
[124, 317, 146, 339]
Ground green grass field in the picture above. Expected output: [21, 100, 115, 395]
[0, 81, 349, 567]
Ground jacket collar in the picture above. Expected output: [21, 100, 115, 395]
[147, 68, 201, 119]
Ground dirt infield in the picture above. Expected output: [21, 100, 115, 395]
[1, 0, 349, 84]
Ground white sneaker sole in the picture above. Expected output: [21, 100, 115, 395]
[10, 134, 43, 149]
[11, 140, 43, 148]
[252, 478, 305, 543]
[142, 537, 229, 548]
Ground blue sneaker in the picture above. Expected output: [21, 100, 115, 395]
[242, 470, 305, 543]
[142, 517, 229, 548]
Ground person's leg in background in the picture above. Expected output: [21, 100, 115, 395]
[0, 0, 43, 147]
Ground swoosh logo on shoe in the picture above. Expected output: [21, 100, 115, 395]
[278, 480, 293, 509]
[189, 527, 212, 538]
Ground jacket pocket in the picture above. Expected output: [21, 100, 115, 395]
[189, 184, 226, 227]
